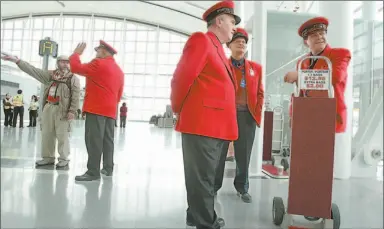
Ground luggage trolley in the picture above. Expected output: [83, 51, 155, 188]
[281, 98, 291, 167]
[272, 56, 341, 229]
[271, 106, 287, 168]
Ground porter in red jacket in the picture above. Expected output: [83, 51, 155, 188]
[70, 40, 124, 182]
[170, 1, 241, 227]
[171, 33, 239, 141]
[285, 17, 351, 133]
[70, 41, 124, 119]
[214, 27, 264, 203]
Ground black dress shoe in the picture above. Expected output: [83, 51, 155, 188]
[75, 173, 100, 181]
[101, 168, 113, 176]
[186, 215, 225, 228]
[237, 192, 252, 203]
[186, 213, 195, 226]
[214, 218, 225, 228]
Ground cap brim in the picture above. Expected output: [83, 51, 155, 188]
[303, 28, 327, 38]
[233, 14, 241, 25]
[231, 33, 248, 43]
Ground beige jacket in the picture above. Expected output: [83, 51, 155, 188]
[17, 60, 80, 120]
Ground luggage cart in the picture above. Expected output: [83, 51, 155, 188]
[280, 99, 292, 171]
[272, 56, 341, 229]
[271, 104, 291, 172]
[271, 106, 284, 167]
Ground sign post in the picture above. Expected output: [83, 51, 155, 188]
[36, 37, 58, 159]
[38, 37, 58, 114]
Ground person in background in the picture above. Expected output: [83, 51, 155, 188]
[27, 95, 39, 127]
[70, 40, 124, 181]
[12, 89, 24, 128]
[1, 54, 81, 167]
[170, 1, 240, 228]
[120, 102, 127, 128]
[3, 93, 13, 127]
[214, 28, 264, 203]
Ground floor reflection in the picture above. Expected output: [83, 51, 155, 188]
[0, 121, 383, 228]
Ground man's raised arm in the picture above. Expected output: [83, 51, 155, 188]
[69, 53, 100, 77]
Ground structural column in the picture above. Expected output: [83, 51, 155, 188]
[318, 1, 354, 179]
[234, 1, 245, 27]
[250, 1, 267, 177]
[235, 1, 247, 57]
[359, 1, 376, 124]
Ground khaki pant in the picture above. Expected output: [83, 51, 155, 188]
[41, 104, 71, 161]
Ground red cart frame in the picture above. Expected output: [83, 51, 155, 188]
[272, 56, 341, 229]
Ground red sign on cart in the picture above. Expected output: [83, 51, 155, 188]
[299, 69, 330, 90]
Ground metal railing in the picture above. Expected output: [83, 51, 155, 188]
[266, 52, 307, 78]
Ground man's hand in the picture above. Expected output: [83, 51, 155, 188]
[284, 71, 298, 84]
[67, 112, 75, 120]
[1, 53, 19, 63]
[74, 42, 86, 55]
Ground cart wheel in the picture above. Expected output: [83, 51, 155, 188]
[286, 148, 290, 156]
[272, 157, 275, 166]
[281, 158, 289, 171]
[272, 197, 285, 225]
[331, 203, 341, 229]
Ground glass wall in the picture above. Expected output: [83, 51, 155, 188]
[0, 14, 188, 121]
[352, 19, 383, 135]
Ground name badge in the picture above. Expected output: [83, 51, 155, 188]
[249, 68, 255, 77]
[240, 78, 246, 88]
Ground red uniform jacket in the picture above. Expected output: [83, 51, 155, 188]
[69, 54, 124, 119]
[289, 45, 351, 133]
[230, 59, 264, 127]
[171, 31, 238, 141]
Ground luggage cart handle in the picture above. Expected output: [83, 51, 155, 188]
[295, 56, 334, 98]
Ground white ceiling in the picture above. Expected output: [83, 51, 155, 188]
[1, 1, 302, 35]
[0, 1, 219, 34]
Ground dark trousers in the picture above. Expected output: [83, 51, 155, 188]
[120, 116, 127, 127]
[29, 110, 38, 127]
[182, 133, 226, 229]
[13, 106, 24, 127]
[215, 110, 256, 194]
[84, 113, 115, 176]
[4, 109, 13, 126]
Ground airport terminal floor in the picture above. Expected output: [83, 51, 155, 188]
[1, 121, 383, 228]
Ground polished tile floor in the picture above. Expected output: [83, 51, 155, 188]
[1, 121, 383, 228]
